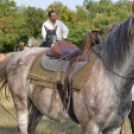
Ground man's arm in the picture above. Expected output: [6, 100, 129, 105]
[41, 23, 47, 41]
[61, 22, 69, 41]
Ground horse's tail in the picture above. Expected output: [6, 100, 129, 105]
[0, 53, 16, 120]
[0, 54, 12, 91]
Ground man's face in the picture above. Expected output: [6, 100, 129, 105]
[21, 42, 25, 46]
[50, 12, 57, 22]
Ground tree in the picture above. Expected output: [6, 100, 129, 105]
[83, 0, 131, 38]
[22, 7, 45, 39]
[0, 0, 132, 52]
[45, 2, 76, 25]
[0, 0, 46, 52]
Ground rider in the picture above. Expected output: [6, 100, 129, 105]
[39, 10, 69, 47]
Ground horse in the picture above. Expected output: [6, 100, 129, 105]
[1, 1, 134, 133]
[39, 26, 57, 47]
[0, 28, 101, 134]
[105, 23, 119, 37]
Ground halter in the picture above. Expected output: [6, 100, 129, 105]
[89, 32, 134, 79]
[46, 30, 57, 47]
[47, 31, 56, 34]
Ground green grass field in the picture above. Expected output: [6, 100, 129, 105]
[0, 90, 132, 134]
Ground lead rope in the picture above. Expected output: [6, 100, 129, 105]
[89, 32, 134, 80]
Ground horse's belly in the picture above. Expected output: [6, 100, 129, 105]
[29, 83, 73, 123]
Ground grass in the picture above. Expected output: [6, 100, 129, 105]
[0, 90, 132, 134]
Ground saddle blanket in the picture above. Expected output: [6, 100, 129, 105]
[27, 51, 97, 90]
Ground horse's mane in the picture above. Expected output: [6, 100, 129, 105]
[100, 16, 134, 69]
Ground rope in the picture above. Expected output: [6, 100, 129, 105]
[89, 32, 134, 80]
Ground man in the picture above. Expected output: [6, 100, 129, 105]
[17, 41, 25, 52]
[40, 10, 69, 47]
[28, 38, 33, 47]
[130, 85, 134, 134]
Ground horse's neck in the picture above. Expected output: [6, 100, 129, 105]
[81, 35, 92, 59]
[102, 38, 134, 95]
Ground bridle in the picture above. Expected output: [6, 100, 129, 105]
[89, 32, 134, 79]
[46, 31, 57, 47]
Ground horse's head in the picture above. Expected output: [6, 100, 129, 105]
[81, 29, 101, 60]
[44, 26, 57, 47]
[91, 29, 101, 45]
[105, 23, 119, 37]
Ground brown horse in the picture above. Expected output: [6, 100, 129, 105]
[1, 1, 134, 133]
[105, 23, 119, 37]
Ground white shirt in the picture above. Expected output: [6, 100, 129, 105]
[42, 19, 69, 42]
[132, 84, 134, 101]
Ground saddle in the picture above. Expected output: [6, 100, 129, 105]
[46, 41, 79, 58]
[41, 50, 93, 75]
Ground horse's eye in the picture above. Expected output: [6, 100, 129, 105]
[47, 35, 50, 38]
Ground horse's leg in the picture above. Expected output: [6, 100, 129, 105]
[14, 99, 29, 134]
[8, 79, 31, 134]
[102, 127, 121, 134]
[82, 124, 99, 134]
[120, 126, 122, 134]
[28, 104, 43, 134]
[17, 97, 32, 134]
[128, 101, 134, 134]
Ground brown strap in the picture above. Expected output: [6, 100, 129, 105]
[52, 59, 63, 107]
[66, 55, 81, 112]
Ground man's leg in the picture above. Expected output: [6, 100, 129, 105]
[129, 101, 134, 134]
[39, 41, 48, 47]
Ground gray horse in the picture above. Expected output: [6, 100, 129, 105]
[1, 2, 134, 134]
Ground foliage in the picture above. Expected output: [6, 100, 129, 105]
[0, 0, 132, 52]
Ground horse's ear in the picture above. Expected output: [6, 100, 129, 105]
[131, 0, 134, 18]
[54, 26, 57, 32]
[44, 25, 49, 32]
[92, 29, 101, 33]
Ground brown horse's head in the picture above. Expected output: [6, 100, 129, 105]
[81, 29, 101, 60]
[91, 29, 101, 44]
[105, 23, 119, 37]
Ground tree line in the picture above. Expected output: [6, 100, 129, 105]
[0, 0, 132, 52]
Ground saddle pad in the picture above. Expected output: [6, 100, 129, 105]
[28, 51, 97, 90]
[41, 54, 91, 75]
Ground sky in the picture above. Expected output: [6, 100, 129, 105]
[13, 0, 118, 11]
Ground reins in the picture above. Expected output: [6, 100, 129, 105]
[89, 32, 134, 80]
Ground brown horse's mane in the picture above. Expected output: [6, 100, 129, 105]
[99, 16, 134, 69]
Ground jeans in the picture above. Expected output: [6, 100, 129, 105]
[120, 101, 134, 134]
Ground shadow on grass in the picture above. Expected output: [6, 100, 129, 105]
[0, 126, 17, 134]
[0, 95, 132, 134]
[35, 118, 82, 134]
